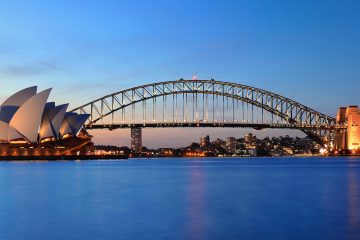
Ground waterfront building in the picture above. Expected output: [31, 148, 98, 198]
[247, 148, 257, 157]
[335, 106, 360, 153]
[245, 133, 257, 149]
[158, 148, 174, 157]
[226, 137, 237, 154]
[0, 86, 93, 157]
[131, 127, 142, 153]
[212, 138, 225, 148]
[200, 135, 210, 147]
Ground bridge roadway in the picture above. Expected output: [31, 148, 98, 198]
[85, 122, 344, 131]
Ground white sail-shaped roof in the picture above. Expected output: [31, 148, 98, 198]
[0, 121, 8, 141]
[0, 121, 25, 141]
[9, 89, 52, 143]
[70, 114, 90, 136]
[39, 104, 68, 139]
[39, 104, 56, 139]
[51, 104, 68, 139]
[60, 113, 76, 136]
[0, 106, 20, 123]
[45, 102, 56, 111]
[0, 86, 38, 123]
[39, 102, 58, 138]
[1, 86, 37, 107]
[0, 86, 91, 144]
[60, 113, 90, 137]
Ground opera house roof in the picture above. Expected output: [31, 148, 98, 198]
[0, 86, 90, 143]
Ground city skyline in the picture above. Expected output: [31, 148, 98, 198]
[1, 0, 359, 147]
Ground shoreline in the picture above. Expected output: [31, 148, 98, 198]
[0, 154, 128, 161]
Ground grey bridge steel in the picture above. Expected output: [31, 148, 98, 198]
[71, 79, 339, 148]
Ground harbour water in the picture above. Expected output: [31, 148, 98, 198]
[0, 157, 359, 240]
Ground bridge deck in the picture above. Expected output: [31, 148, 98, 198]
[85, 122, 343, 130]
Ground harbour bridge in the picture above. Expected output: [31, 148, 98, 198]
[71, 79, 348, 150]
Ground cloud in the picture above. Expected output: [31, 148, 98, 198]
[0, 65, 43, 78]
[0, 61, 64, 79]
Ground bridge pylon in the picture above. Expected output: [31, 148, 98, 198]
[334, 106, 360, 154]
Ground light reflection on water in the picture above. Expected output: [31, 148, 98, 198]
[0, 157, 359, 240]
[348, 168, 360, 234]
[186, 161, 205, 240]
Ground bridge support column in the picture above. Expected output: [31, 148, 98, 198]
[131, 127, 142, 153]
[335, 106, 360, 154]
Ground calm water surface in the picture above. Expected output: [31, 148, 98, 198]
[0, 157, 360, 240]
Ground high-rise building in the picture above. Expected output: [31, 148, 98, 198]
[335, 107, 347, 150]
[226, 137, 237, 154]
[200, 135, 210, 147]
[212, 138, 225, 149]
[131, 127, 142, 153]
[245, 133, 257, 149]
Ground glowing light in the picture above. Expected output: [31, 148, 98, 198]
[319, 148, 328, 155]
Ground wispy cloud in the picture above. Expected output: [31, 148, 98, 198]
[0, 61, 65, 79]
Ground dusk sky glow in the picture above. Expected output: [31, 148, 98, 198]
[0, 0, 359, 147]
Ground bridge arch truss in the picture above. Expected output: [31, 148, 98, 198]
[72, 79, 337, 147]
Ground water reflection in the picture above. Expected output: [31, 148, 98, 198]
[186, 162, 205, 239]
[348, 168, 360, 236]
[1, 158, 360, 240]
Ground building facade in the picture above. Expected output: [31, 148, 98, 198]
[131, 127, 142, 153]
[335, 106, 360, 152]
[200, 135, 210, 147]
[226, 137, 237, 154]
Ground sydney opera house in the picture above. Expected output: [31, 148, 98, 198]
[0, 86, 94, 159]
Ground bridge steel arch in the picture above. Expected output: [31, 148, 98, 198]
[71, 79, 337, 147]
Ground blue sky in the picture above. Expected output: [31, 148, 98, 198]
[0, 0, 359, 147]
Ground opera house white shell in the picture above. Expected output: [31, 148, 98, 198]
[0, 86, 90, 144]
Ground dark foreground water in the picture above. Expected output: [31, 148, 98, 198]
[0, 157, 360, 240]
